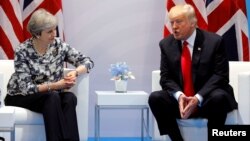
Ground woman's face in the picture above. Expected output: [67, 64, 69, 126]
[39, 26, 57, 45]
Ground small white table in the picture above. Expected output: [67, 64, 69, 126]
[95, 91, 150, 141]
[0, 107, 15, 141]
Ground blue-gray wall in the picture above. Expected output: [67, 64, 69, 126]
[62, 0, 165, 137]
[62, 0, 250, 138]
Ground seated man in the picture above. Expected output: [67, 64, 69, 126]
[148, 4, 237, 141]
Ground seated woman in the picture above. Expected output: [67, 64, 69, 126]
[4, 8, 94, 141]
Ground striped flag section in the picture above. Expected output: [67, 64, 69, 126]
[0, 0, 63, 59]
[164, 0, 250, 61]
[0, 0, 23, 59]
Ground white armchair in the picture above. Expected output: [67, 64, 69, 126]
[151, 61, 250, 141]
[0, 60, 89, 141]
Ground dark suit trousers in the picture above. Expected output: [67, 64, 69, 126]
[148, 89, 229, 141]
[5, 91, 79, 141]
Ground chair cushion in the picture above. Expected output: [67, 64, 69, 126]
[6, 106, 44, 125]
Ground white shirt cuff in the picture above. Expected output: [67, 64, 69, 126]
[195, 94, 203, 106]
[174, 91, 203, 106]
[174, 91, 184, 101]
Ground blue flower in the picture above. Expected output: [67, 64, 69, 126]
[109, 62, 135, 80]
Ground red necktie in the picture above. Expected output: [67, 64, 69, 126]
[181, 41, 195, 96]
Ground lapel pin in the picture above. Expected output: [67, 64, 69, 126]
[198, 47, 201, 51]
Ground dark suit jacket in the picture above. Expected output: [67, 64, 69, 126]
[159, 28, 237, 111]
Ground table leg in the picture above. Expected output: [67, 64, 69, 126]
[146, 107, 149, 140]
[95, 105, 100, 141]
[11, 129, 15, 141]
[141, 109, 144, 141]
[142, 107, 150, 141]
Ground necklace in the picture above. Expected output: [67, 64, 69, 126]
[32, 38, 48, 56]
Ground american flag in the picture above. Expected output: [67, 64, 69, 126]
[0, 0, 63, 59]
[164, 0, 250, 61]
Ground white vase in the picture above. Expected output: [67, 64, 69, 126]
[115, 80, 127, 93]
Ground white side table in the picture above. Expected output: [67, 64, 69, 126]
[0, 107, 15, 141]
[95, 91, 150, 141]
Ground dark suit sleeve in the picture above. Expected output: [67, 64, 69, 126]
[159, 38, 182, 95]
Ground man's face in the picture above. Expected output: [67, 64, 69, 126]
[169, 14, 194, 40]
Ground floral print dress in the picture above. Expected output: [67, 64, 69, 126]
[7, 37, 94, 96]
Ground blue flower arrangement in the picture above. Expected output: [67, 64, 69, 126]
[109, 62, 135, 80]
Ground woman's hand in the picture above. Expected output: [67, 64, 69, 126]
[65, 70, 78, 80]
[56, 76, 76, 90]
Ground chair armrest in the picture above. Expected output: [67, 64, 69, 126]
[238, 71, 250, 124]
[64, 68, 89, 140]
[152, 70, 161, 91]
